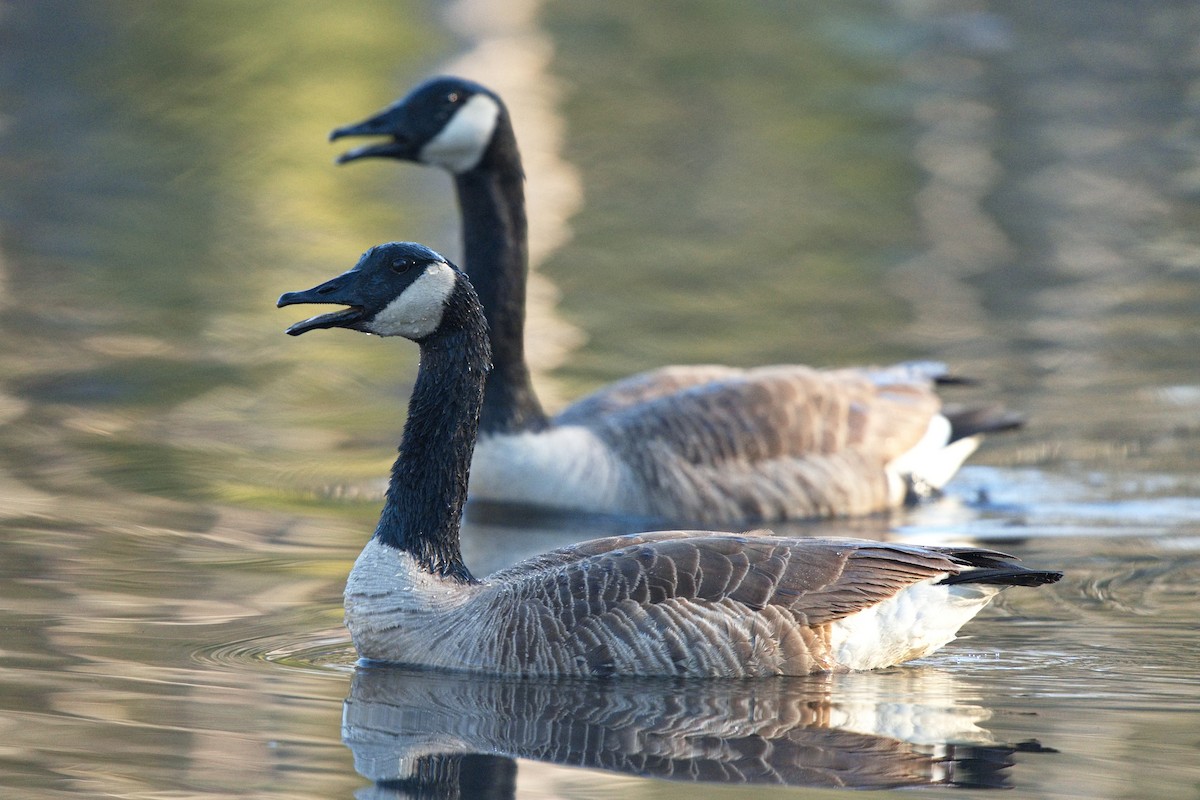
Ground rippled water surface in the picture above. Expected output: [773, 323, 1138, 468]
[1, 1, 1198, 798]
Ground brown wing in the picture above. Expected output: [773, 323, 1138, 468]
[562, 366, 944, 521]
[491, 532, 971, 630]
[590, 366, 941, 467]
[484, 532, 979, 676]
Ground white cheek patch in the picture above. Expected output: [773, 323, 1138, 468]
[419, 94, 501, 173]
[367, 262, 457, 339]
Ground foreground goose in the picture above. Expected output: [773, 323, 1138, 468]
[278, 241, 1061, 677]
[329, 77, 1022, 525]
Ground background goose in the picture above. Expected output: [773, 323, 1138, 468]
[277, 241, 1061, 678]
[329, 76, 1022, 526]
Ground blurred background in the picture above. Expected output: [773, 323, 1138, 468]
[1, 1, 1198, 798]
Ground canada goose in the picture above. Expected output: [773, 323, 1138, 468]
[278, 241, 1061, 677]
[329, 77, 1022, 525]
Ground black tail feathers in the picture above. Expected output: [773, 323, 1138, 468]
[940, 567, 1063, 587]
[943, 403, 1026, 441]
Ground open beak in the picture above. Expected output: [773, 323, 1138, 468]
[330, 107, 411, 164]
[277, 272, 367, 336]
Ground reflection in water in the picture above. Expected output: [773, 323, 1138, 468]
[343, 665, 1052, 796]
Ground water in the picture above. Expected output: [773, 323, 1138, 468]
[1, 1, 1198, 797]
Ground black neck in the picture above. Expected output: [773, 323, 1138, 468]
[372, 280, 490, 583]
[453, 115, 548, 435]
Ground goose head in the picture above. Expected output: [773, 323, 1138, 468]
[331, 76, 504, 174]
[277, 242, 460, 341]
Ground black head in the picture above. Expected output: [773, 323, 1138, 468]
[277, 242, 462, 340]
[330, 76, 505, 173]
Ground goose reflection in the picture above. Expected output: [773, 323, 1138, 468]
[343, 665, 1053, 797]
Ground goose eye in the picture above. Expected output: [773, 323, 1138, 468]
[391, 259, 414, 274]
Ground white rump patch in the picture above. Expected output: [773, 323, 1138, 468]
[366, 262, 457, 339]
[470, 426, 631, 513]
[884, 415, 980, 503]
[420, 94, 501, 173]
[829, 578, 999, 670]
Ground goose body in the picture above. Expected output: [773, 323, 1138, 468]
[278, 241, 1061, 677]
[331, 77, 1021, 525]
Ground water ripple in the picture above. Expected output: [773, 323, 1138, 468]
[193, 628, 356, 675]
